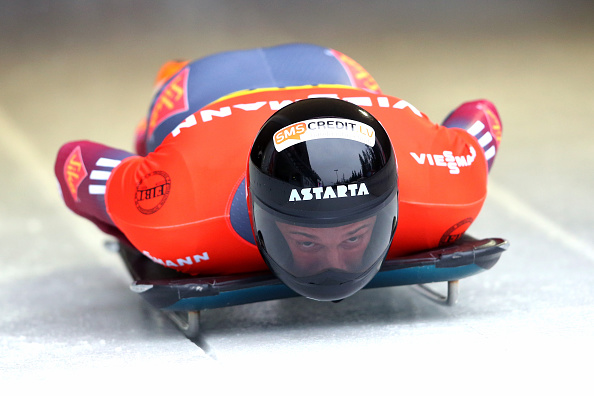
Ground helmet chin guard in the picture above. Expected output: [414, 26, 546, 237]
[248, 98, 398, 301]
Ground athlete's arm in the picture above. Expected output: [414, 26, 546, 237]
[54, 140, 134, 239]
[442, 99, 502, 172]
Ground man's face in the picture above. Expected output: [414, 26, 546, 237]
[276, 217, 377, 277]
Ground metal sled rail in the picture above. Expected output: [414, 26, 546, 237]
[120, 235, 508, 337]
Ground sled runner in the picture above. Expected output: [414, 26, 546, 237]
[118, 234, 508, 338]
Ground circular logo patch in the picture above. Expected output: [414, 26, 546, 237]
[439, 217, 473, 246]
[135, 171, 171, 214]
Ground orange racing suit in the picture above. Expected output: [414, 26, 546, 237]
[54, 44, 501, 276]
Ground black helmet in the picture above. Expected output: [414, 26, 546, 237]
[248, 98, 398, 301]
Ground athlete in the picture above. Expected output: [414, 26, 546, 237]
[54, 43, 502, 301]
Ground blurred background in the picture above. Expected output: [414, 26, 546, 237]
[1, 0, 593, 392]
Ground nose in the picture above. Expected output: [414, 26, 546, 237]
[324, 248, 348, 271]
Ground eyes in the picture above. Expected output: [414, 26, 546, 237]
[295, 235, 363, 252]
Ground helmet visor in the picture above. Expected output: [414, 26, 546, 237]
[253, 190, 397, 280]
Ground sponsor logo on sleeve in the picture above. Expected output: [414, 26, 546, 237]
[63, 146, 88, 202]
[142, 250, 210, 268]
[134, 171, 171, 214]
[410, 146, 477, 175]
[439, 217, 473, 246]
[273, 118, 375, 152]
[485, 107, 502, 145]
